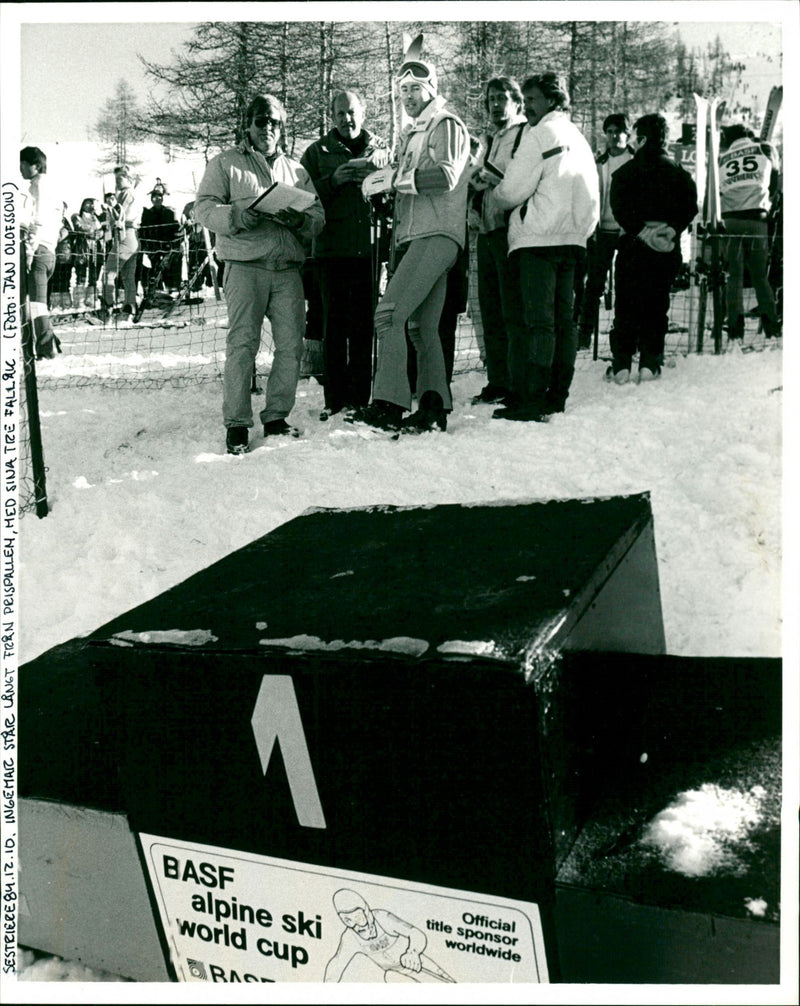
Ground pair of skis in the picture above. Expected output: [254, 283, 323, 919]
[693, 94, 725, 354]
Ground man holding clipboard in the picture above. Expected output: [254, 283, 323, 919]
[195, 93, 324, 454]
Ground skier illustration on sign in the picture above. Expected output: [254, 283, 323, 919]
[323, 888, 456, 983]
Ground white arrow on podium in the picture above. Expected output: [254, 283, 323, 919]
[251, 676, 327, 830]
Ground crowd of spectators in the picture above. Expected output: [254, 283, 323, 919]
[18, 158, 219, 345]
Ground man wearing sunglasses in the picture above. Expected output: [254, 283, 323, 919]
[301, 91, 389, 421]
[352, 57, 470, 434]
[195, 94, 324, 454]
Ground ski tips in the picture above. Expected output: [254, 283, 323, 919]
[403, 32, 423, 61]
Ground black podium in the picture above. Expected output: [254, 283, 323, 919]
[19, 494, 779, 983]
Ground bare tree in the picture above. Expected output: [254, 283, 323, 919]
[93, 79, 145, 172]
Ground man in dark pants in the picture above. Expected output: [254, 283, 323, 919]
[608, 114, 697, 383]
[577, 114, 634, 348]
[301, 91, 389, 419]
[470, 76, 527, 405]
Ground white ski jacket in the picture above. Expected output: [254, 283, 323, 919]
[493, 110, 599, 253]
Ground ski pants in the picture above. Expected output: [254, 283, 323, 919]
[372, 235, 457, 411]
[27, 245, 57, 357]
[513, 245, 582, 406]
[222, 260, 305, 428]
[476, 228, 524, 393]
[579, 230, 621, 337]
[104, 229, 138, 310]
[720, 217, 778, 334]
[318, 256, 375, 412]
[611, 236, 680, 371]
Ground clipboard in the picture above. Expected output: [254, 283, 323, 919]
[247, 182, 316, 215]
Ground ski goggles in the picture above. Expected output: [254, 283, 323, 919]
[397, 60, 437, 91]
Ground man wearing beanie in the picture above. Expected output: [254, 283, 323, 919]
[352, 55, 470, 434]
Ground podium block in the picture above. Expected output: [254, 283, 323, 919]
[20, 494, 669, 982]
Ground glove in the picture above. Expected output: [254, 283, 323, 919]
[368, 147, 390, 169]
[362, 166, 395, 200]
[231, 204, 261, 232]
[638, 222, 676, 253]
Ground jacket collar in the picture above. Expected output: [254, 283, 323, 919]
[237, 136, 285, 166]
[320, 127, 377, 154]
[537, 109, 566, 128]
[487, 113, 527, 138]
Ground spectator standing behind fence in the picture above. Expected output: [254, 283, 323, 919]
[71, 198, 102, 309]
[352, 55, 470, 434]
[606, 114, 697, 384]
[50, 204, 75, 311]
[139, 182, 182, 294]
[490, 73, 599, 422]
[718, 123, 781, 341]
[194, 93, 324, 455]
[19, 146, 63, 359]
[102, 165, 139, 323]
[301, 90, 390, 420]
[469, 76, 527, 407]
[577, 114, 634, 349]
[181, 201, 217, 291]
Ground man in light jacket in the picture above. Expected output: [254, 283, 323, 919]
[351, 56, 470, 434]
[491, 72, 599, 421]
[195, 93, 324, 454]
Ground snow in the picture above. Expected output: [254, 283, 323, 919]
[13, 343, 790, 989]
[257, 633, 431, 656]
[19, 348, 783, 665]
[110, 628, 219, 647]
[640, 782, 767, 877]
[436, 640, 497, 656]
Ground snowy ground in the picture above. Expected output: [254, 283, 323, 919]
[13, 343, 793, 993]
[21, 346, 783, 665]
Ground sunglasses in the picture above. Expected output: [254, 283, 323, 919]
[399, 62, 431, 81]
[253, 115, 282, 130]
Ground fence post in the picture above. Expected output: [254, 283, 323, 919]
[20, 244, 49, 518]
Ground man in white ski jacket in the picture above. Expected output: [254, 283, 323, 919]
[195, 93, 324, 454]
[491, 73, 599, 421]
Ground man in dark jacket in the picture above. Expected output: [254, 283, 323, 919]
[301, 91, 389, 419]
[608, 114, 697, 382]
[139, 183, 181, 293]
